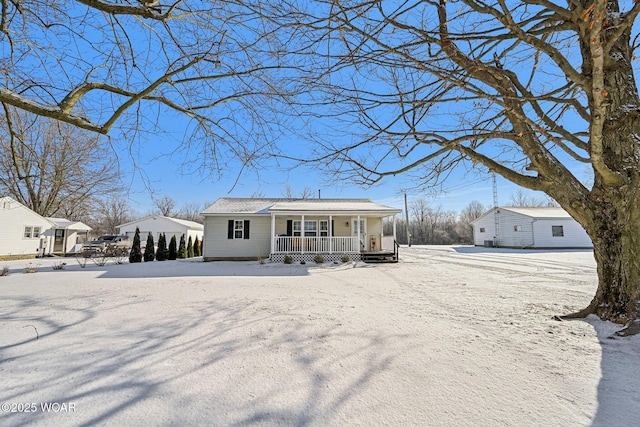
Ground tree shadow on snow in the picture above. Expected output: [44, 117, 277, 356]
[0, 257, 375, 280]
[0, 292, 405, 426]
[585, 317, 640, 427]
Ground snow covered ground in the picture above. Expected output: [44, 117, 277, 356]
[1, 246, 639, 426]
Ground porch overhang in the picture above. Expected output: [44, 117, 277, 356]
[268, 200, 402, 217]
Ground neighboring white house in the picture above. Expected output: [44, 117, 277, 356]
[0, 196, 92, 257]
[471, 206, 593, 249]
[117, 215, 204, 247]
[201, 198, 402, 262]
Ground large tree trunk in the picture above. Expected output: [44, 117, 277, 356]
[577, 189, 640, 336]
[561, 0, 640, 336]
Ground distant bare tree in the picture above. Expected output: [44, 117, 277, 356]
[154, 195, 176, 217]
[299, 186, 316, 199]
[0, 110, 121, 217]
[282, 185, 315, 199]
[509, 190, 558, 208]
[92, 197, 134, 236]
[177, 201, 205, 224]
[408, 198, 461, 244]
[410, 198, 432, 244]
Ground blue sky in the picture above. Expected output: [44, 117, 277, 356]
[72, 2, 591, 216]
[117, 132, 536, 215]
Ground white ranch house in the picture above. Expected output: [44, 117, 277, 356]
[0, 196, 91, 257]
[201, 198, 402, 262]
[117, 216, 204, 246]
[471, 206, 593, 249]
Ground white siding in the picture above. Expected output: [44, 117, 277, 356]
[203, 216, 271, 260]
[0, 198, 53, 256]
[472, 214, 497, 246]
[63, 230, 83, 254]
[532, 219, 592, 248]
[495, 210, 535, 248]
[472, 207, 593, 248]
[118, 216, 203, 246]
[367, 217, 383, 251]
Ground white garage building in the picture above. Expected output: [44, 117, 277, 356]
[117, 216, 204, 246]
[471, 207, 593, 249]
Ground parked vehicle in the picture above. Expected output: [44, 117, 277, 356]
[81, 235, 132, 255]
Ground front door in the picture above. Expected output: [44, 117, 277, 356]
[54, 229, 65, 252]
[351, 219, 367, 251]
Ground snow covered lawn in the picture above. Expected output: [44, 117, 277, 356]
[1, 246, 639, 426]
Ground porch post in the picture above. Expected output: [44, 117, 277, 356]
[329, 215, 333, 254]
[270, 214, 276, 255]
[63, 229, 68, 255]
[393, 215, 397, 241]
[357, 215, 361, 252]
[301, 214, 305, 254]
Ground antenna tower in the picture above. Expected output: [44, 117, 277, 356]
[492, 173, 499, 247]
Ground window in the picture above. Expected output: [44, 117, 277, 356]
[24, 226, 40, 239]
[552, 225, 564, 237]
[320, 220, 329, 237]
[514, 225, 522, 232]
[293, 220, 322, 236]
[304, 221, 317, 236]
[234, 220, 244, 239]
[292, 220, 302, 237]
[228, 220, 250, 240]
[479, 227, 485, 233]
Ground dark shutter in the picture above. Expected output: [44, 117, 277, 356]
[228, 220, 234, 239]
[331, 220, 335, 236]
[244, 220, 250, 239]
[286, 220, 292, 236]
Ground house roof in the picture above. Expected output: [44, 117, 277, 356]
[117, 215, 204, 230]
[498, 206, 572, 219]
[202, 198, 282, 215]
[47, 217, 92, 231]
[1, 196, 77, 228]
[201, 198, 402, 216]
[472, 206, 573, 224]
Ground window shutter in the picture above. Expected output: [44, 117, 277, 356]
[286, 220, 292, 236]
[228, 220, 234, 239]
[331, 220, 335, 237]
[244, 220, 250, 239]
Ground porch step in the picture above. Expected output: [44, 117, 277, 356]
[361, 252, 398, 264]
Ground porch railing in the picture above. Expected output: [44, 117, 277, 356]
[273, 236, 360, 253]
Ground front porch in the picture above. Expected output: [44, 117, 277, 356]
[270, 235, 399, 263]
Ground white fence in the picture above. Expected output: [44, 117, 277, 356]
[273, 236, 360, 253]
